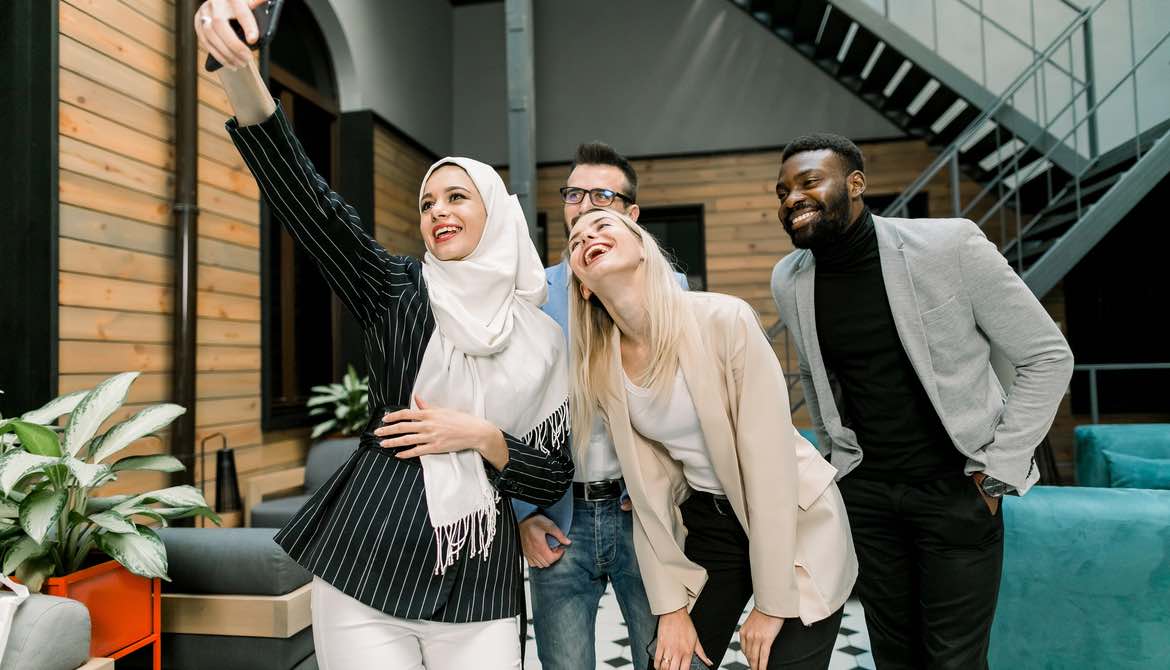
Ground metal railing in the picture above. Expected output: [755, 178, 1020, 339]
[883, 0, 1170, 277]
[767, 319, 806, 414]
[1074, 363, 1170, 423]
[874, 0, 1086, 101]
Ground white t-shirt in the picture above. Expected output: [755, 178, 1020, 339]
[575, 415, 624, 483]
[624, 368, 725, 495]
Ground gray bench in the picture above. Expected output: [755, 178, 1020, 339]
[120, 527, 315, 670]
[247, 438, 359, 528]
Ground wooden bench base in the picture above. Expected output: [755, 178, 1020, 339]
[161, 583, 311, 638]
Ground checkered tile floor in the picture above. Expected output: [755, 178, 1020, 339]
[521, 577, 875, 669]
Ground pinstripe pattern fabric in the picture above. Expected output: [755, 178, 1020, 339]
[226, 103, 573, 623]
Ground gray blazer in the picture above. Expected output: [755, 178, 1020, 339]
[771, 215, 1073, 494]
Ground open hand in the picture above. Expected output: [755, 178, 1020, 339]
[739, 607, 784, 669]
[519, 514, 570, 568]
[193, 0, 266, 70]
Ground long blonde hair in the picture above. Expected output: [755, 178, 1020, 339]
[568, 209, 689, 461]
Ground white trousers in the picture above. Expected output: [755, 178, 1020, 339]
[311, 577, 522, 670]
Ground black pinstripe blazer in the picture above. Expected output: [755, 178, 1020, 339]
[226, 103, 573, 623]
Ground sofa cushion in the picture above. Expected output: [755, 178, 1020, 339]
[120, 627, 314, 670]
[304, 438, 360, 493]
[990, 486, 1170, 668]
[1074, 424, 1170, 487]
[157, 527, 310, 596]
[250, 494, 312, 529]
[0, 594, 90, 670]
[1102, 450, 1170, 490]
[797, 428, 818, 447]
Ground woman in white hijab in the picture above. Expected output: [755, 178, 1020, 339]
[195, 3, 573, 668]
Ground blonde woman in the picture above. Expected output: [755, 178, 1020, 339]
[194, 2, 572, 668]
[566, 208, 857, 670]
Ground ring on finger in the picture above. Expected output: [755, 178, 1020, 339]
[200, 13, 212, 26]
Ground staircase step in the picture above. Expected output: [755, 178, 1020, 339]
[911, 87, 959, 135]
[1045, 171, 1124, 214]
[883, 65, 931, 113]
[859, 47, 904, 95]
[959, 127, 1005, 165]
[1016, 167, 1070, 211]
[932, 105, 981, 147]
[767, 0, 800, 29]
[836, 26, 879, 81]
[814, 8, 852, 64]
[792, 0, 829, 44]
[1026, 210, 1081, 240]
[1026, 236, 1059, 263]
[969, 144, 1049, 185]
[747, 0, 775, 27]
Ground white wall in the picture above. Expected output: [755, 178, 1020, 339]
[316, 0, 454, 155]
[452, 0, 903, 164]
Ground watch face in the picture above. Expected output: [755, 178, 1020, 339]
[981, 477, 1010, 497]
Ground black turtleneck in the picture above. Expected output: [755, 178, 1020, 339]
[813, 209, 963, 482]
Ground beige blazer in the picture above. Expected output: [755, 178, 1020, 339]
[597, 292, 857, 625]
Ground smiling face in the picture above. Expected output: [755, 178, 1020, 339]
[775, 149, 865, 251]
[419, 164, 488, 261]
[566, 209, 644, 299]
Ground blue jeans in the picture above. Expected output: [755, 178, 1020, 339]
[528, 498, 656, 670]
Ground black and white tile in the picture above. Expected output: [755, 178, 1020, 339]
[522, 577, 875, 670]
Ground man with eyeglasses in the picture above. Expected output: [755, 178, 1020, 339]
[513, 142, 677, 670]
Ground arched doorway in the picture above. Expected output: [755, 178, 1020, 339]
[261, 0, 344, 430]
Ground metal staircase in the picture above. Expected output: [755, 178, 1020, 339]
[729, 0, 1086, 176]
[753, 0, 1170, 411]
[880, 0, 1170, 298]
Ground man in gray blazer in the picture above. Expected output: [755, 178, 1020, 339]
[771, 134, 1073, 669]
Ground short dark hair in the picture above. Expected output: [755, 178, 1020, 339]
[570, 142, 638, 203]
[781, 133, 865, 175]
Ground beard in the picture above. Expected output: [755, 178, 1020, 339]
[782, 185, 852, 252]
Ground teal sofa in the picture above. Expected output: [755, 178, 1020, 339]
[1074, 424, 1170, 487]
[990, 486, 1170, 669]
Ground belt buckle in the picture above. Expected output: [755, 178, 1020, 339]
[712, 495, 732, 516]
[584, 481, 608, 502]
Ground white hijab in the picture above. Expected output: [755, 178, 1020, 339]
[415, 157, 568, 575]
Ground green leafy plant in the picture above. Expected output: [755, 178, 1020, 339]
[307, 364, 370, 440]
[0, 372, 218, 592]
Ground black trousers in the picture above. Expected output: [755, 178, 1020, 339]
[837, 476, 1004, 670]
[665, 491, 844, 670]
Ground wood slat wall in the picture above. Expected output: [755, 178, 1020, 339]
[56, 0, 309, 500]
[373, 125, 431, 258]
[526, 140, 1079, 474]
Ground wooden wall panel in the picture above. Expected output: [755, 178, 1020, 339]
[56, 0, 309, 503]
[372, 125, 431, 258]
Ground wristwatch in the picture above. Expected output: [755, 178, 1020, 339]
[978, 475, 1013, 498]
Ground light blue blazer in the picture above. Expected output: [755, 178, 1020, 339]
[513, 261, 688, 545]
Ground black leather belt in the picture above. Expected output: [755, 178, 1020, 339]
[572, 478, 625, 502]
[688, 489, 734, 516]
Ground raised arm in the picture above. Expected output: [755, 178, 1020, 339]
[195, 1, 399, 328]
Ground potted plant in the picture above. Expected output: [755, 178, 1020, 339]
[0, 371, 218, 660]
[307, 364, 370, 439]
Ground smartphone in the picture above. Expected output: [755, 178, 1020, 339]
[204, 0, 284, 72]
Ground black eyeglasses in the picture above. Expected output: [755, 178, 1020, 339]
[559, 186, 635, 207]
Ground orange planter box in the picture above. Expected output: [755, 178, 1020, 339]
[45, 560, 161, 669]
